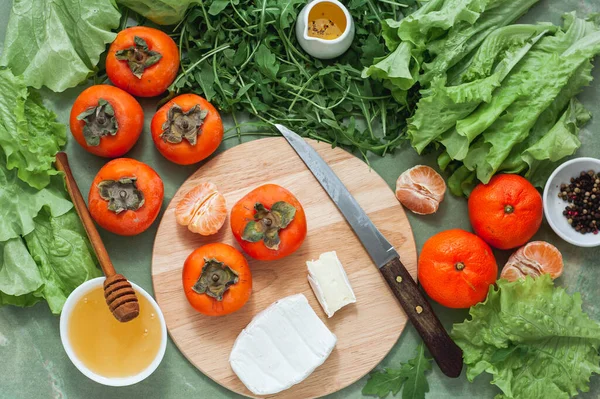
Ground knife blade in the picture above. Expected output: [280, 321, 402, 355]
[276, 124, 463, 378]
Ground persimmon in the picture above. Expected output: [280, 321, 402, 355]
[151, 94, 223, 165]
[88, 158, 164, 236]
[182, 243, 252, 316]
[231, 184, 307, 261]
[106, 27, 179, 97]
[70, 85, 143, 158]
[418, 229, 497, 309]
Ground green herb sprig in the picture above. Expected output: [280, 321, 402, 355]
[169, 0, 416, 156]
[363, 343, 432, 399]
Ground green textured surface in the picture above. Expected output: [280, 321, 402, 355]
[1, 1, 600, 398]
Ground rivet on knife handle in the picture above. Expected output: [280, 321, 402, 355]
[380, 256, 463, 378]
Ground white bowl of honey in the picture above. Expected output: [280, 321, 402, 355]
[296, 0, 355, 59]
[60, 277, 167, 386]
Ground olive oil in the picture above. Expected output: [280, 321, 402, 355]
[68, 286, 162, 378]
[307, 2, 347, 40]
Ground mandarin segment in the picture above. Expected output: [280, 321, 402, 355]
[501, 241, 563, 282]
[395, 165, 446, 215]
[176, 182, 227, 236]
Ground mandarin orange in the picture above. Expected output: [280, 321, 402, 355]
[418, 229, 497, 308]
[501, 241, 563, 282]
[468, 174, 542, 250]
[395, 165, 446, 215]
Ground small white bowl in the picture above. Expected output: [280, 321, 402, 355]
[60, 277, 167, 386]
[295, 0, 355, 59]
[543, 157, 600, 247]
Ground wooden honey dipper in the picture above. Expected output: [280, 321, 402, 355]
[55, 152, 139, 323]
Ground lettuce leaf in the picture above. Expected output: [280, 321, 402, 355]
[362, 42, 419, 92]
[409, 25, 551, 154]
[0, 237, 44, 308]
[0, 208, 101, 314]
[24, 209, 101, 314]
[0, 157, 72, 242]
[0, 0, 120, 92]
[117, 0, 198, 25]
[499, 59, 594, 176]
[455, 16, 600, 184]
[0, 71, 100, 313]
[522, 98, 590, 186]
[364, 0, 541, 98]
[452, 276, 600, 399]
[420, 0, 540, 86]
[0, 68, 67, 189]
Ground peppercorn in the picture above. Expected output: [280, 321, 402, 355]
[560, 169, 600, 235]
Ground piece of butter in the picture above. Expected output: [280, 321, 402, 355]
[229, 294, 337, 395]
[307, 251, 356, 318]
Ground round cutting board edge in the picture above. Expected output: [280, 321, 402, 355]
[151, 137, 418, 398]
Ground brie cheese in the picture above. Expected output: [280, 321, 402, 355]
[307, 251, 356, 317]
[229, 294, 337, 395]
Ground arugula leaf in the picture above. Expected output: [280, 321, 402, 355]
[255, 45, 280, 81]
[452, 275, 600, 399]
[363, 344, 432, 399]
[208, 0, 232, 16]
[363, 367, 408, 397]
[171, 0, 416, 156]
[402, 344, 432, 399]
[0, 0, 120, 92]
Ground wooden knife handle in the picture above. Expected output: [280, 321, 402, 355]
[380, 256, 463, 378]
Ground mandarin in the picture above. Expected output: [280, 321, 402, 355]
[500, 241, 563, 282]
[418, 229, 497, 308]
[395, 165, 446, 215]
[468, 174, 542, 250]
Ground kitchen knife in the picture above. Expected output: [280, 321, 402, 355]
[275, 124, 463, 378]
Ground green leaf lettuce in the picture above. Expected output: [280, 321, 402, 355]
[452, 275, 600, 399]
[0, 68, 67, 189]
[0, 0, 120, 92]
[118, 0, 198, 25]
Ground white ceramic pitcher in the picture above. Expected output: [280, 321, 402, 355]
[295, 0, 355, 59]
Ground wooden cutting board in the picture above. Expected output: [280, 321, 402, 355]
[151, 137, 418, 398]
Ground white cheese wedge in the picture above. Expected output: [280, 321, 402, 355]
[307, 251, 356, 318]
[229, 294, 337, 395]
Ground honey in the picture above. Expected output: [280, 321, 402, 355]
[307, 2, 347, 40]
[68, 286, 162, 378]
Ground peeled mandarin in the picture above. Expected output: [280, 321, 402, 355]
[395, 165, 446, 215]
[176, 182, 227, 236]
[501, 241, 563, 282]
